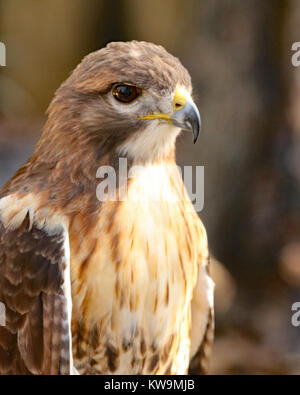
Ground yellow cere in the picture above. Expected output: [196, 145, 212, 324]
[138, 86, 191, 121]
[172, 86, 190, 112]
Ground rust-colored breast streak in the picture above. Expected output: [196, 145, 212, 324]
[69, 161, 208, 375]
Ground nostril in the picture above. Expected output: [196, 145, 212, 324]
[175, 102, 183, 109]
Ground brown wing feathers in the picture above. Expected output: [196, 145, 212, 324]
[0, 212, 71, 374]
[188, 307, 214, 375]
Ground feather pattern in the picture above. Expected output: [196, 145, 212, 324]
[0, 41, 214, 375]
[0, 203, 73, 375]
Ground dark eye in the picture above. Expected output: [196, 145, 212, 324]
[112, 84, 141, 103]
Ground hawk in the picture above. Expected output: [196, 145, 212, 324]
[0, 41, 214, 375]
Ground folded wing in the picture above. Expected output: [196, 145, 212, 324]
[189, 258, 215, 374]
[0, 203, 73, 375]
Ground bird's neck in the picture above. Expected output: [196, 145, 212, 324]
[2, 117, 178, 219]
[117, 123, 179, 165]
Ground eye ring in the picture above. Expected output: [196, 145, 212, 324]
[112, 84, 141, 104]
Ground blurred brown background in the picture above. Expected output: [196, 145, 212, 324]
[0, 0, 299, 374]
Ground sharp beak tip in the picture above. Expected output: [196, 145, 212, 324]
[171, 101, 201, 144]
[192, 115, 201, 144]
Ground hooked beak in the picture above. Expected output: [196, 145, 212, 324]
[138, 87, 201, 144]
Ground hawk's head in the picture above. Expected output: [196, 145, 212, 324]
[46, 41, 200, 164]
